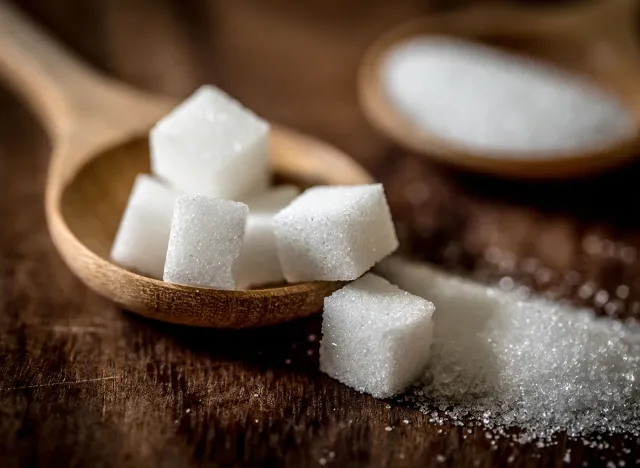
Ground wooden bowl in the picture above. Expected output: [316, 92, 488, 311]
[359, 0, 640, 179]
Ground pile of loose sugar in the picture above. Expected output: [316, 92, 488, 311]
[381, 36, 634, 155]
[377, 257, 640, 442]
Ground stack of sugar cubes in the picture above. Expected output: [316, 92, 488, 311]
[110, 84, 299, 289]
[110, 84, 436, 398]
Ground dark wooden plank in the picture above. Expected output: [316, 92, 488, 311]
[1, 1, 639, 466]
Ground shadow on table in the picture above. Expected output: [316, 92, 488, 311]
[122, 309, 324, 373]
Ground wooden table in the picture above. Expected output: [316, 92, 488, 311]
[1, 1, 639, 466]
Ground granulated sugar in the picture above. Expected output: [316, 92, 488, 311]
[382, 37, 634, 155]
[376, 257, 640, 442]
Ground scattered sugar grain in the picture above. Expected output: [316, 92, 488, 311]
[150, 85, 269, 199]
[376, 257, 640, 442]
[617, 285, 630, 299]
[595, 289, 610, 305]
[499, 277, 514, 291]
[515, 285, 530, 299]
[382, 37, 633, 155]
[621, 246, 637, 263]
[578, 283, 594, 299]
[601, 240, 616, 257]
[110, 174, 180, 279]
[567, 271, 581, 285]
[605, 302, 619, 315]
[484, 246, 503, 264]
[319, 273, 434, 398]
[403, 181, 430, 205]
[163, 195, 248, 289]
[535, 267, 553, 284]
[273, 184, 398, 282]
[521, 257, 540, 274]
[583, 235, 602, 255]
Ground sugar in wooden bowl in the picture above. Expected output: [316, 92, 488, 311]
[381, 37, 634, 156]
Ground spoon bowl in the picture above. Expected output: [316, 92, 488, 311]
[57, 130, 371, 328]
[0, 2, 372, 328]
[359, 0, 640, 179]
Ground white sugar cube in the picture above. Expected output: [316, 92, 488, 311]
[319, 273, 435, 398]
[236, 186, 300, 289]
[163, 195, 248, 289]
[272, 184, 398, 282]
[110, 174, 180, 279]
[236, 215, 282, 289]
[150, 85, 270, 200]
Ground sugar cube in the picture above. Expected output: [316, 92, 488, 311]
[272, 184, 398, 282]
[319, 273, 435, 398]
[110, 174, 180, 279]
[150, 85, 270, 200]
[236, 186, 300, 289]
[163, 195, 248, 289]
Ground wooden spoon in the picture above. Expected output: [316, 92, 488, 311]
[0, 2, 373, 328]
[359, 0, 640, 179]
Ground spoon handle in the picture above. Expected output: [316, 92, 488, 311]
[0, 1, 174, 146]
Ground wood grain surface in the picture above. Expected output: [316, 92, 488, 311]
[1, 1, 639, 466]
